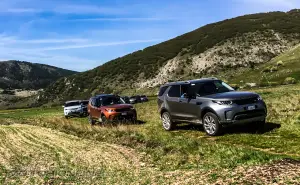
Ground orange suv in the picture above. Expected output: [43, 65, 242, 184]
[87, 94, 137, 124]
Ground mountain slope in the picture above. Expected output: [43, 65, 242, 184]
[43, 9, 300, 102]
[0, 60, 77, 90]
[226, 43, 300, 87]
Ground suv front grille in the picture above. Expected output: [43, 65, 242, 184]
[234, 97, 258, 105]
[234, 110, 266, 120]
[116, 108, 132, 112]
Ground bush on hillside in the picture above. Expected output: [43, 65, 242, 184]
[283, 77, 297, 85]
[277, 60, 284, 66]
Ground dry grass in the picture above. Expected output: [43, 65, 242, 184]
[1, 84, 300, 184]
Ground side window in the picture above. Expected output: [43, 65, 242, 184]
[158, 86, 168, 96]
[168, 85, 180, 97]
[181, 85, 190, 96]
[198, 82, 217, 96]
[91, 98, 96, 106]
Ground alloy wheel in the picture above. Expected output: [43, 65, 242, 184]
[203, 115, 217, 135]
[162, 112, 171, 130]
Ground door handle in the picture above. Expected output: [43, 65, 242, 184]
[196, 102, 202, 105]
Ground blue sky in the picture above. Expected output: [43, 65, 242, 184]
[0, 0, 299, 71]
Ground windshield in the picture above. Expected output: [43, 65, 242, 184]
[102, 96, 125, 106]
[64, 101, 80, 107]
[197, 81, 234, 96]
[81, 101, 89, 105]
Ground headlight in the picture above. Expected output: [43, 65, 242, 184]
[105, 109, 115, 113]
[257, 95, 263, 101]
[131, 107, 135, 110]
[212, 100, 233, 105]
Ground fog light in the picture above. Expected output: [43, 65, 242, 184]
[225, 110, 233, 120]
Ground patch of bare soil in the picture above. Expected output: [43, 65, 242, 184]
[163, 159, 300, 185]
[227, 159, 300, 184]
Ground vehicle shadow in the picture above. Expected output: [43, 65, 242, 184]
[95, 120, 146, 127]
[175, 122, 281, 135]
[224, 122, 281, 135]
[176, 124, 204, 131]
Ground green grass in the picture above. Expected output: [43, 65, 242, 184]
[226, 44, 300, 86]
[1, 85, 300, 183]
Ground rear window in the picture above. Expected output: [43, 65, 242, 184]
[158, 86, 168, 96]
[168, 85, 181, 97]
[65, 101, 80, 107]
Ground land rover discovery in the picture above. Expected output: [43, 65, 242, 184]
[88, 94, 137, 125]
[157, 78, 267, 136]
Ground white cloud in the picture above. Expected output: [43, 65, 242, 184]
[20, 38, 88, 44]
[36, 39, 162, 51]
[52, 4, 126, 15]
[5, 8, 39, 13]
[69, 17, 176, 22]
[238, 0, 299, 9]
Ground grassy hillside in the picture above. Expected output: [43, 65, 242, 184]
[1, 84, 300, 184]
[42, 9, 300, 103]
[0, 60, 77, 90]
[223, 44, 300, 87]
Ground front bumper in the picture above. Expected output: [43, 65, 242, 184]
[221, 115, 266, 125]
[214, 101, 267, 125]
[106, 111, 137, 120]
[64, 110, 83, 116]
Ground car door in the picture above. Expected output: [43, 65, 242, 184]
[89, 98, 96, 118]
[90, 98, 101, 118]
[177, 83, 203, 122]
[94, 98, 102, 118]
[165, 85, 183, 119]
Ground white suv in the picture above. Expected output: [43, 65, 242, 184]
[63, 100, 88, 118]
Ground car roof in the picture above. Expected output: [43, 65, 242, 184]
[91, 94, 116, 99]
[65, 100, 85, 104]
[161, 77, 219, 87]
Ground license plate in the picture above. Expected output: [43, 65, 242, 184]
[121, 112, 127, 116]
[247, 105, 256, 110]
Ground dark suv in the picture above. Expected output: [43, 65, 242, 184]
[157, 78, 267, 136]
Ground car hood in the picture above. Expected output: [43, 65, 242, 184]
[64, 105, 81, 110]
[203, 91, 258, 100]
[102, 104, 133, 109]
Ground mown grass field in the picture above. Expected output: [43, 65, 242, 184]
[0, 85, 300, 184]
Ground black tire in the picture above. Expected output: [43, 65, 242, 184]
[65, 115, 69, 119]
[253, 119, 265, 132]
[131, 115, 137, 124]
[88, 115, 95, 125]
[202, 112, 222, 136]
[101, 115, 108, 124]
[161, 111, 175, 131]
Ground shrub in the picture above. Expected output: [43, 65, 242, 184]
[262, 67, 271, 73]
[270, 66, 278, 72]
[283, 77, 297, 85]
[277, 60, 284, 66]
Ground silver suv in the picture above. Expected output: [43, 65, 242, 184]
[63, 100, 89, 118]
[157, 78, 267, 136]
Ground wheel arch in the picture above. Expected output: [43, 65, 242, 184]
[201, 107, 220, 121]
[160, 108, 169, 117]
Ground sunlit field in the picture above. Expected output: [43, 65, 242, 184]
[0, 85, 300, 184]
